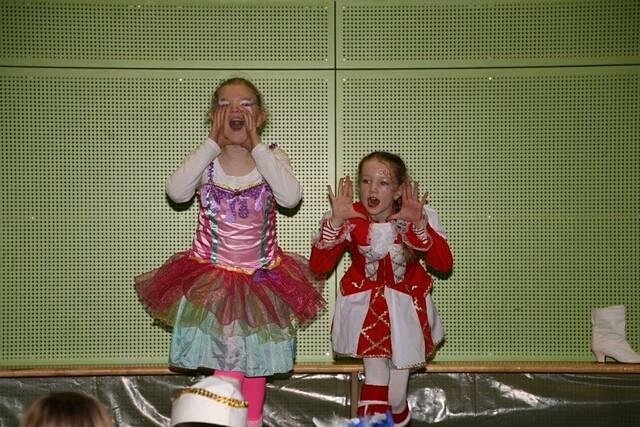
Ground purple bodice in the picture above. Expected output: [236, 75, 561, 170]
[191, 163, 278, 272]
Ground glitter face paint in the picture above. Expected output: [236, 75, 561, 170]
[217, 99, 255, 108]
[358, 159, 402, 223]
[215, 83, 262, 144]
[375, 168, 392, 178]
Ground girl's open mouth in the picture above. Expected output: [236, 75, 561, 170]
[229, 118, 245, 130]
[367, 196, 380, 208]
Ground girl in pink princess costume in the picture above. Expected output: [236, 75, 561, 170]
[135, 77, 325, 426]
[310, 152, 453, 426]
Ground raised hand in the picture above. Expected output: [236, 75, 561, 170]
[239, 107, 263, 151]
[328, 176, 367, 227]
[209, 105, 228, 144]
[387, 180, 428, 225]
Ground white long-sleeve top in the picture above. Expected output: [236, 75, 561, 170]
[165, 138, 302, 208]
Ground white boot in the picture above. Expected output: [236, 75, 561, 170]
[591, 305, 640, 363]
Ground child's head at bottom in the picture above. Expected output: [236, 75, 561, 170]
[21, 391, 114, 427]
[171, 376, 248, 427]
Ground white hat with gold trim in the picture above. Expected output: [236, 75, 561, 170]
[171, 376, 248, 427]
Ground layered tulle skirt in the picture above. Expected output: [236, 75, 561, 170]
[135, 250, 325, 376]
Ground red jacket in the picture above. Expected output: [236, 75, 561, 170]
[310, 202, 453, 299]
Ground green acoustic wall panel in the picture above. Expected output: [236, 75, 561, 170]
[0, 0, 334, 69]
[337, 67, 639, 361]
[338, 0, 640, 68]
[2, 0, 639, 370]
[0, 68, 334, 367]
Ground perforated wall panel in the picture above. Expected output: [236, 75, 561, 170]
[0, 0, 334, 69]
[338, 67, 640, 361]
[338, 0, 640, 68]
[0, 69, 334, 366]
[2, 0, 639, 369]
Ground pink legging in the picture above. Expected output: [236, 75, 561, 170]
[215, 370, 266, 421]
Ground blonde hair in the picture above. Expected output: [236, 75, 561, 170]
[21, 391, 114, 427]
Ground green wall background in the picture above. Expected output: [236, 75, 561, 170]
[1, 0, 638, 367]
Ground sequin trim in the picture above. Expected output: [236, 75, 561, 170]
[176, 387, 248, 408]
[360, 287, 391, 356]
[216, 255, 282, 274]
[201, 162, 272, 220]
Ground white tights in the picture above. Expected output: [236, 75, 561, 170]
[363, 358, 410, 413]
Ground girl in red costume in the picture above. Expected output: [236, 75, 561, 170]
[310, 151, 453, 426]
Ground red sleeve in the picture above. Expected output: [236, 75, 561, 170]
[401, 221, 432, 251]
[309, 218, 349, 275]
[309, 240, 347, 275]
[423, 224, 453, 274]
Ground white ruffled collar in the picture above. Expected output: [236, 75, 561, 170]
[366, 222, 396, 261]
